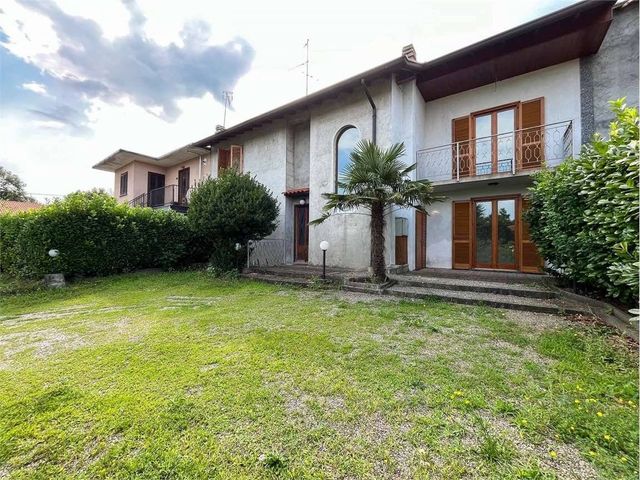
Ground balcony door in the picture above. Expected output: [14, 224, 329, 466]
[147, 173, 165, 207]
[473, 106, 516, 176]
[473, 197, 517, 270]
[178, 168, 190, 205]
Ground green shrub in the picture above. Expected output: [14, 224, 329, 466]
[526, 99, 639, 303]
[188, 170, 279, 271]
[0, 191, 193, 278]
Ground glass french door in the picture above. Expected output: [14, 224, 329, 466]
[473, 197, 517, 270]
[473, 107, 516, 176]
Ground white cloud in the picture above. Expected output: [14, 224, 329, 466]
[21, 81, 47, 95]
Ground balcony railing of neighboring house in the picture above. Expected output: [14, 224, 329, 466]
[128, 184, 189, 210]
[416, 120, 573, 183]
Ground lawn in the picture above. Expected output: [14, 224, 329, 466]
[0, 271, 637, 479]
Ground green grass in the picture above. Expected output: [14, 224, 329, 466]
[0, 271, 637, 479]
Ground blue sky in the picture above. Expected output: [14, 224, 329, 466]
[0, 0, 575, 197]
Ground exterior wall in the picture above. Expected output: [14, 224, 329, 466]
[425, 182, 531, 269]
[165, 157, 206, 193]
[580, 2, 639, 142]
[291, 121, 310, 189]
[308, 79, 392, 269]
[132, 162, 168, 200]
[420, 60, 582, 158]
[114, 164, 135, 204]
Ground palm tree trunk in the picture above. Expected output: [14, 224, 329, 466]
[370, 201, 386, 282]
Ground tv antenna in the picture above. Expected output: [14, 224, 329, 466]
[222, 91, 233, 127]
[290, 39, 311, 95]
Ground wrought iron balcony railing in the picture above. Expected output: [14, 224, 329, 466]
[129, 184, 188, 209]
[416, 120, 573, 183]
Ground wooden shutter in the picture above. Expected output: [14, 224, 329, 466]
[519, 98, 544, 170]
[519, 198, 543, 273]
[230, 145, 243, 172]
[218, 148, 230, 174]
[452, 201, 471, 269]
[415, 210, 427, 270]
[452, 116, 471, 177]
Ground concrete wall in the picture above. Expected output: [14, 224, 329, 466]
[580, 2, 639, 142]
[291, 121, 310, 189]
[308, 78, 392, 269]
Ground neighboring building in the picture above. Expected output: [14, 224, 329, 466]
[0, 200, 42, 215]
[93, 0, 638, 273]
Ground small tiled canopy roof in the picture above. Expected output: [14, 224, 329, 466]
[283, 187, 310, 197]
[0, 200, 42, 214]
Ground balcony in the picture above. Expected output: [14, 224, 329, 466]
[416, 121, 573, 185]
[129, 184, 189, 212]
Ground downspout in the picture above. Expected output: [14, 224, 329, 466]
[360, 79, 376, 145]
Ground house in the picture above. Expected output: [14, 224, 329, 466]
[0, 200, 42, 215]
[93, 0, 638, 274]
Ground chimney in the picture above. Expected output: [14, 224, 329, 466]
[402, 44, 416, 62]
[215, 124, 225, 132]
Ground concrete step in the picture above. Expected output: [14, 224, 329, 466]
[388, 274, 556, 299]
[385, 284, 587, 315]
[247, 266, 350, 281]
[412, 268, 553, 286]
[240, 272, 313, 287]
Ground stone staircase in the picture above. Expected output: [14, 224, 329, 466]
[241, 265, 637, 340]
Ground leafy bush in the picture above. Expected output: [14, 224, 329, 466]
[526, 100, 639, 303]
[188, 170, 279, 271]
[0, 191, 193, 278]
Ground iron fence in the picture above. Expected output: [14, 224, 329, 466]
[416, 120, 573, 182]
[247, 239, 286, 268]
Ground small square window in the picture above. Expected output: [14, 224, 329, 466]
[120, 172, 128, 196]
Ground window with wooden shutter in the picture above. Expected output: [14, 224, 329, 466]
[452, 116, 471, 178]
[230, 145, 243, 172]
[119, 172, 128, 196]
[519, 197, 543, 273]
[519, 97, 544, 170]
[218, 148, 230, 175]
[452, 201, 471, 269]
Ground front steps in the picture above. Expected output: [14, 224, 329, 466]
[242, 265, 636, 339]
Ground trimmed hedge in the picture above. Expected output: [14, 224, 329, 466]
[526, 100, 639, 304]
[0, 191, 193, 278]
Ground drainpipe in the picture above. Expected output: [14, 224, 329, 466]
[360, 79, 376, 145]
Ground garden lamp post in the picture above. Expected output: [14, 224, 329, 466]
[45, 249, 65, 288]
[319, 240, 329, 280]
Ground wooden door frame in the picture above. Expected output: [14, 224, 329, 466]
[470, 194, 520, 271]
[469, 102, 520, 177]
[178, 168, 190, 204]
[293, 201, 309, 263]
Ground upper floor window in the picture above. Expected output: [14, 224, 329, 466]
[335, 126, 360, 192]
[119, 172, 128, 196]
[218, 145, 244, 175]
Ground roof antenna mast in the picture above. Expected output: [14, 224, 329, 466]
[222, 91, 233, 127]
[304, 38, 309, 95]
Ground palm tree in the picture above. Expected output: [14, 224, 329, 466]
[312, 140, 442, 283]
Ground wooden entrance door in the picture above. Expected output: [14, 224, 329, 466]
[415, 210, 427, 270]
[473, 196, 518, 270]
[294, 204, 309, 262]
[178, 168, 190, 205]
[147, 172, 165, 207]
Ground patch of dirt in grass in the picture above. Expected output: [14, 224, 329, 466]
[504, 310, 568, 333]
[0, 328, 85, 369]
[0, 305, 132, 326]
[459, 411, 599, 480]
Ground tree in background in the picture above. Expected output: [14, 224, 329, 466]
[0, 167, 34, 202]
[188, 170, 279, 273]
[526, 99, 639, 304]
[312, 140, 441, 283]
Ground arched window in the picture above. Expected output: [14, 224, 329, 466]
[335, 126, 361, 192]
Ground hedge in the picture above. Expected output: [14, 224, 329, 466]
[526, 100, 639, 304]
[0, 191, 193, 278]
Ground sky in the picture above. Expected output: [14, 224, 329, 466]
[0, 0, 578, 198]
